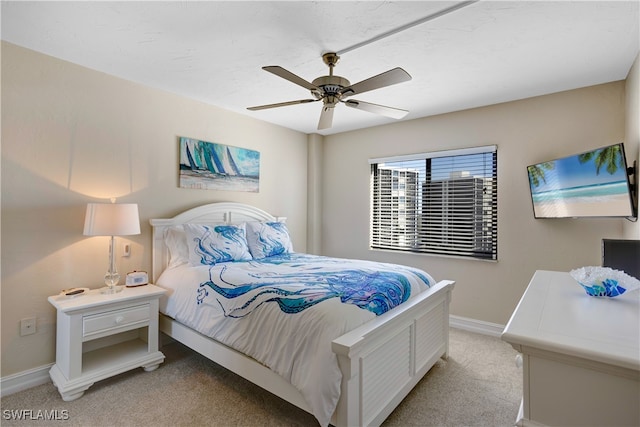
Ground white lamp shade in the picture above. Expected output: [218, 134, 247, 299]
[83, 203, 141, 236]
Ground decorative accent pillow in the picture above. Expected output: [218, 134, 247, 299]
[246, 221, 293, 259]
[184, 223, 252, 265]
[164, 225, 189, 268]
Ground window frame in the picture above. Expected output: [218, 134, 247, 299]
[369, 145, 498, 261]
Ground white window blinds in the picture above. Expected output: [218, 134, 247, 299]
[369, 145, 498, 260]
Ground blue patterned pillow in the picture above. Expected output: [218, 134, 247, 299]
[246, 221, 293, 259]
[184, 223, 252, 265]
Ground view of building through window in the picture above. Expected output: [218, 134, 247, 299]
[370, 147, 497, 260]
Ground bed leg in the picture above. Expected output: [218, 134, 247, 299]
[334, 353, 360, 427]
[442, 292, 452, 360]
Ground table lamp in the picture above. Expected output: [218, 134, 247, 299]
[83, 203, 141, 294]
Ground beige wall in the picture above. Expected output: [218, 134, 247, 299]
[1, 42, 309, 376]
[321, 81, 633, 325]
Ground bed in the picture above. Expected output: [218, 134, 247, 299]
[150, 202, 454, 427]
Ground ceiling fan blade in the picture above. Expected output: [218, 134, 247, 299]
[340, 68, 411, 97]
[344, 99, 409, 119]
[247, 99, 317, 111]
[317, 105, 335, 130]
[263, 66, 318, 91]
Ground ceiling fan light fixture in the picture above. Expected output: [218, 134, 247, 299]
[323, 95, 340, 106]
[311, 76, 350, 93]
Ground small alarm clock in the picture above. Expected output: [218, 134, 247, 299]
[125, 271, 148, 287]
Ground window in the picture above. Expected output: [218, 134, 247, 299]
[369, 145, 497, 260]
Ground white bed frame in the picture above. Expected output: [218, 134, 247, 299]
[150, 202, 454, 427]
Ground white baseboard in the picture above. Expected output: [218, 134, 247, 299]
[1, 316, 503, 397]
[449, 314, 505, 338]
[0, 363, 53, 397]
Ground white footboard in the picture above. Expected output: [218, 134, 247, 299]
[331, 279, 454, 427]
[159, 279, 453, 427]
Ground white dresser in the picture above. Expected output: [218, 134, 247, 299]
[502, 270, 640, 426]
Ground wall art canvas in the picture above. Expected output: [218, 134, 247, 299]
[179, 137, 260, 192]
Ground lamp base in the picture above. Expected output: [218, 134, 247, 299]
[101, 285, 124, 294]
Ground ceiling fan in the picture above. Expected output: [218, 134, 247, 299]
[247, 52, 412, 130]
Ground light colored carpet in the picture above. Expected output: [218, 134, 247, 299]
[1, 328, 522, 426]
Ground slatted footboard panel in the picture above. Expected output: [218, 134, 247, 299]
[415, 301, 447, 371]
[361, 327, 413, 421]
[332, 280, 454, 427]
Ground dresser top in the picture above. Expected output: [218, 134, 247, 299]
[502, 270, 640, 371]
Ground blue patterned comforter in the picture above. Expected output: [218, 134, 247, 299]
[197, 253, 432, 317]
[158, 253, 434, 426]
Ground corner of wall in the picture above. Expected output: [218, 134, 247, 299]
[307, 133, 324, 254]
[624, 52, 640, 238]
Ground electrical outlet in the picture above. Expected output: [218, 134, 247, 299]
[20, 317, 36, 336]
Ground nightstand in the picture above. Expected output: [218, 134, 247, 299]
[48, 284, 166, 401]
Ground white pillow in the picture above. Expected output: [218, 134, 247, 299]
[164, 225, 188, 268]
[246, 221, 293, 259]
[184, 223, 252, 265]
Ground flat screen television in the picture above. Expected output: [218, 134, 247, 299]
[527, 142, 636, 219]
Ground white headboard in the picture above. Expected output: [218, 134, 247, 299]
[149, 202, 283, 282]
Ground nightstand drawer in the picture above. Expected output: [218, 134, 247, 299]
[83, 304, 150, 339]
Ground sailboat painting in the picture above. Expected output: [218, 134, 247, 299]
[179, 137, 260, 192]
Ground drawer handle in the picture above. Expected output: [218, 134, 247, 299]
[114, 316, 125, 325]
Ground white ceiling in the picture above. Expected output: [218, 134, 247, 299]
[2, 1, 639, 135]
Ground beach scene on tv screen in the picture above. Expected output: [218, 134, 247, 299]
[527, 144, 633, 218]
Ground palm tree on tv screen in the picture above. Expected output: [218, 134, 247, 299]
[578, 145, 623, 175]
[527, 162, 555, 187]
